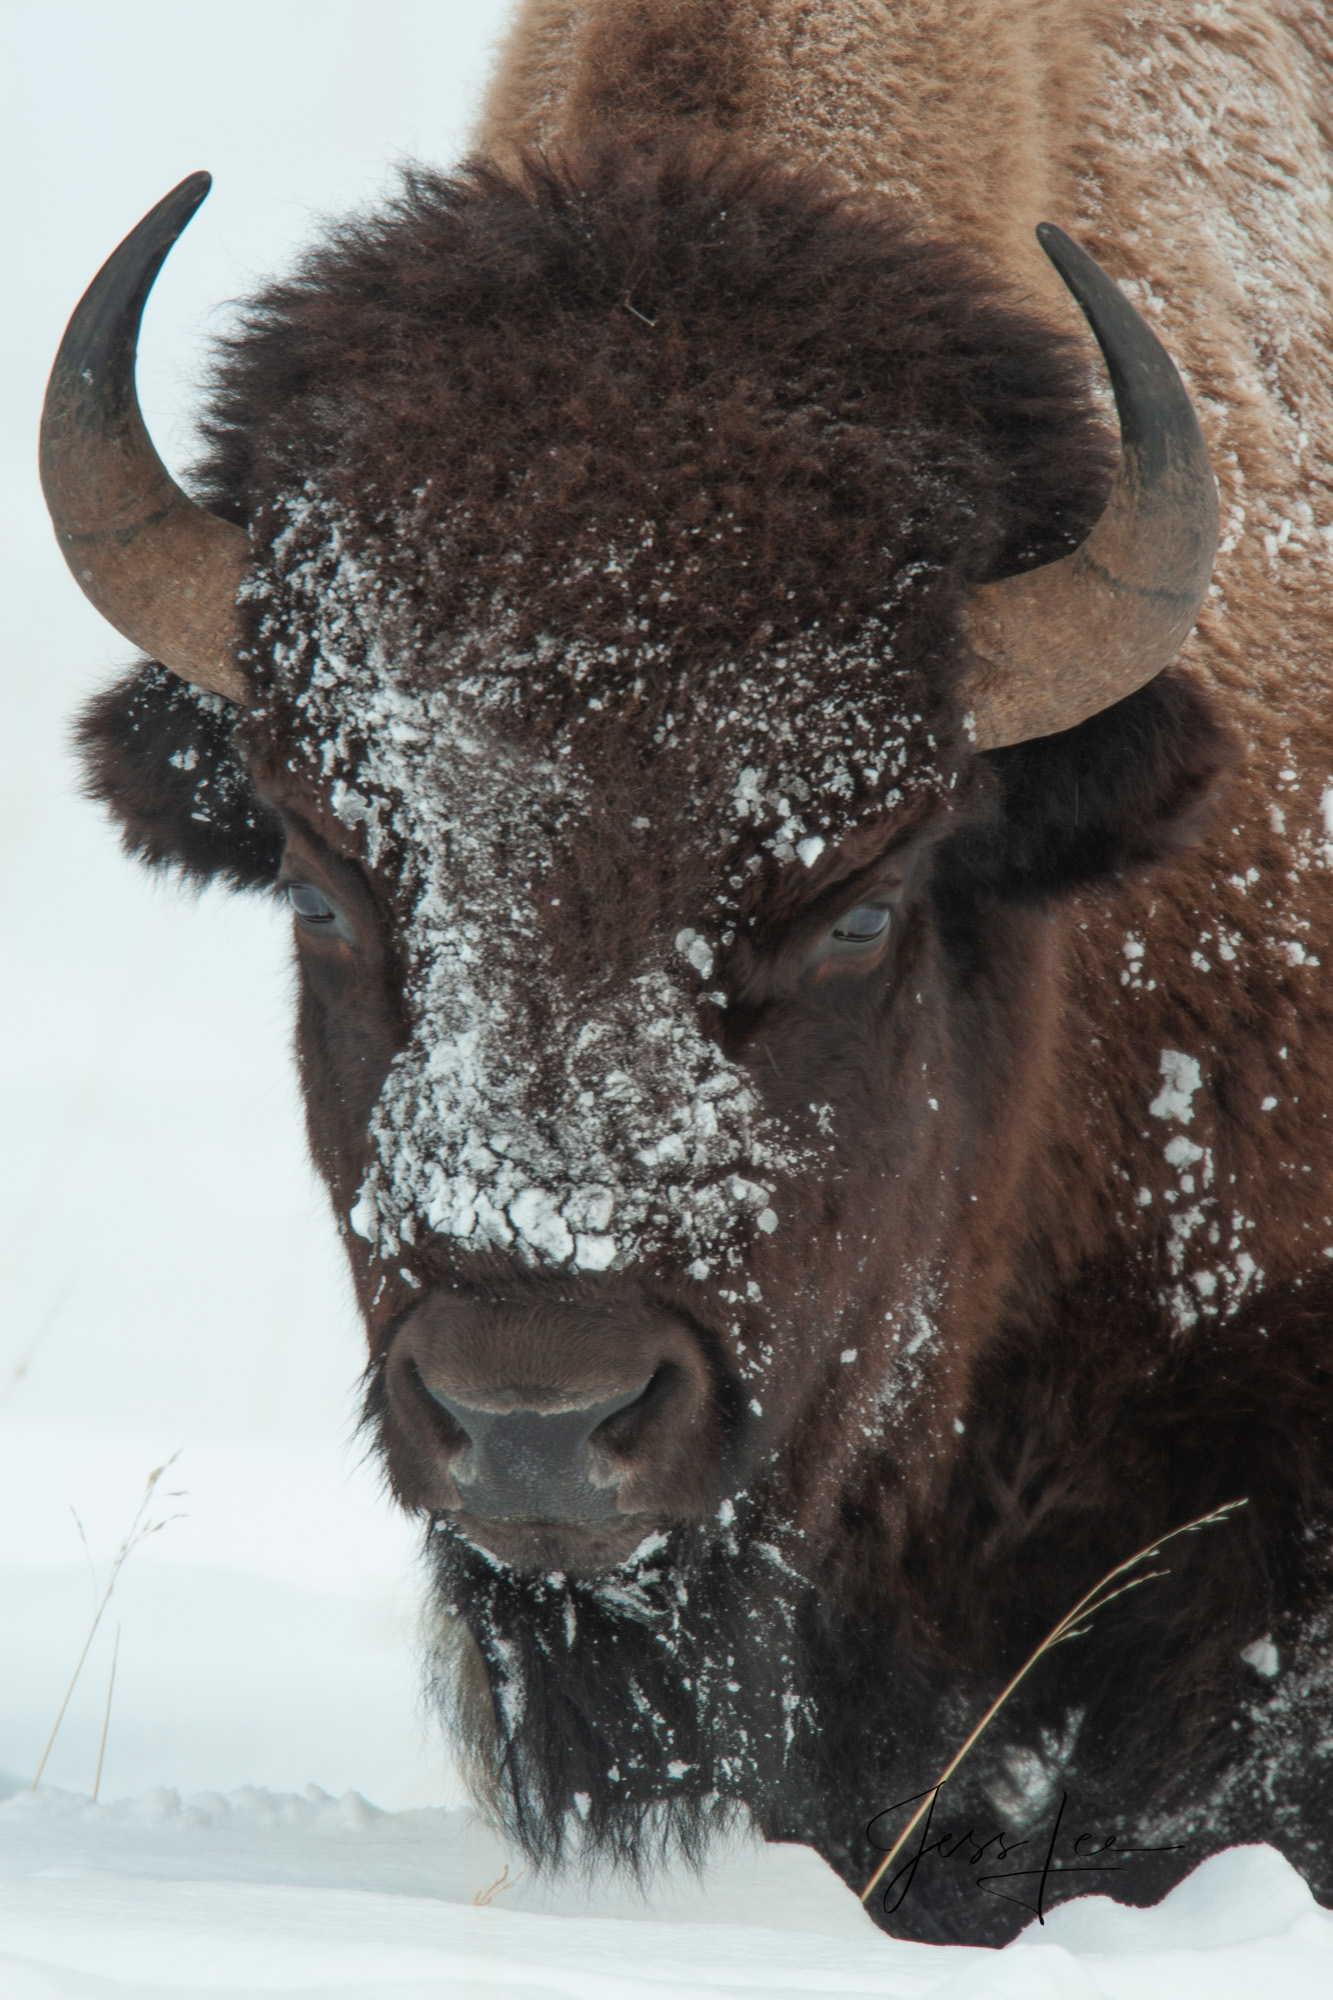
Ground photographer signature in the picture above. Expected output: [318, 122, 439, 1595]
[866, 1786, 1186, 1921]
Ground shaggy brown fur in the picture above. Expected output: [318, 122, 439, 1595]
[204, 142, 1112, 672]
[72, 0, 1333, 1946]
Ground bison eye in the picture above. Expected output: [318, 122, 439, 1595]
[283, 881, 354, 943]
[830, 903, 891, 947]
[810, 900, 894, 972]
[286, 882, 336, 924]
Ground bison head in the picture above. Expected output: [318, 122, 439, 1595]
[48, 138, 1226, 1859]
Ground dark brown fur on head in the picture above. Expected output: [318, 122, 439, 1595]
[206, 133, 1114, 669]
[81, 134, 1223, 901]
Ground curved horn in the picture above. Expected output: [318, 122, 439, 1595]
[40, 172, 250, 704]
[958, 224, 1218, 751]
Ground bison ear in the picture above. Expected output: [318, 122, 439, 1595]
[76, 661, 282, 889]
[948, 668, 1237, 903]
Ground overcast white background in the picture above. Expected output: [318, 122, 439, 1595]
[1, 0, 516, 1808]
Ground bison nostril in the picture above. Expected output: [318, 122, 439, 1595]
[422, 1380, 651, 1523]
[588, 1364, 675, 1458]
[418, 1380, 469, 1452]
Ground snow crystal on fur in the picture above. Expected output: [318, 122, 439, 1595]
[248, 482, 954, 1272]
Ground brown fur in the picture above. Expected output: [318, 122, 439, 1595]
[72, 0, 1333, 1943]
[478, 0, 1333, 1542]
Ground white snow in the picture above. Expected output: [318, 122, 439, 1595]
[1, 1784, 1331, 1997]
[254, 487, 817, 1280]
[1242, 1635, 1281, 1679]
[1148, 1052, 1203, 1127]
[250, 468, 946, 1284]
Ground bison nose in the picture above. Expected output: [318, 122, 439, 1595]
[426, 1383, 650, 1523]
[386, 1294, 726, 1543]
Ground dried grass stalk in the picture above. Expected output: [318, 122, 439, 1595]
[860, 1499, 1247, 1905]
[31, 1453, 185, 1792]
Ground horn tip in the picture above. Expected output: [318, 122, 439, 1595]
[1034, 221, 1097, 294]
[167, 171, 215, 229]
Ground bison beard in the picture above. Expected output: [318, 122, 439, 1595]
[424, 1507, 808, 1871]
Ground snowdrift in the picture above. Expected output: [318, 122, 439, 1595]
[2, 1778, 1330, 1999]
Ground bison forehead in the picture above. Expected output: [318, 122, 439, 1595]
[247, 479, 954, 1272]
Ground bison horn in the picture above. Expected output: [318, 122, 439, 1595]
[40, 172, 250, 704]
[958, 224, 1218, 750]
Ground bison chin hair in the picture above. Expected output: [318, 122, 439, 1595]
[422, 1509, 811, 1874]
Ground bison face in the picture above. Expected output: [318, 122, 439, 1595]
[239, 505, 983, 1574]
[61, 140, 1234, 1862]
[66, 140, 1229, 1812]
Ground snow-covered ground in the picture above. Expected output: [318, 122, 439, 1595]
[2, 3, 1329, 1992]
[3, 1783, 1332, 1996]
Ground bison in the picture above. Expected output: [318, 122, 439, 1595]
[41, 0, 1333, 1945]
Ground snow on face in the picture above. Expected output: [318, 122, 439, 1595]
[248, 482, 949, 1278]
[1147, 1048, 1262, 1336]
[1149, 1050, 1203, 1127]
